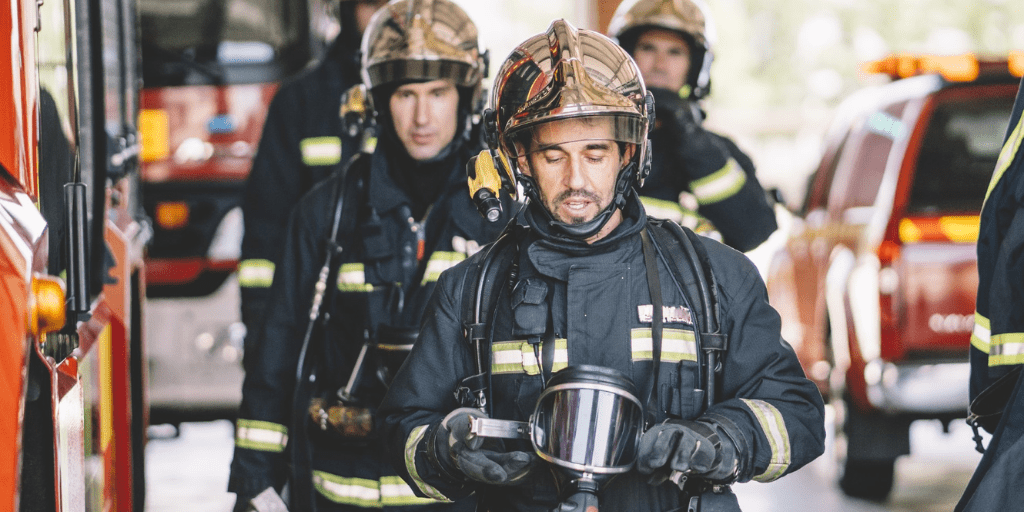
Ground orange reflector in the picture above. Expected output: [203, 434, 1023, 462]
[139, 109, 171, 162]
[862, 53, 979, 82]
[1011, 51, 1024, 78]
[898, 216, 979, 243]
[877, 239, 901, 264]
[156, 202, 190, 230]
[30, 275, 66, 336]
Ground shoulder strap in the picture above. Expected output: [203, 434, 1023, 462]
[455, 230, 517, 413]
[648, 219, 727, 411]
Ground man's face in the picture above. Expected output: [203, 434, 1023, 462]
[517, 118, 634, 225]
[632, 29, 691, 92]
[389, 79, 460, 161]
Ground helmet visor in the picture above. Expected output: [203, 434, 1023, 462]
[505, 114, 646, 159]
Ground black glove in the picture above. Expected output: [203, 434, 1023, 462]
[637, 419, 740, 486]
[649, 87, 730, 179]
[430, 408, 536, 486]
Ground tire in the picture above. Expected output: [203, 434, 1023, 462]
[839, 458, 895, 502]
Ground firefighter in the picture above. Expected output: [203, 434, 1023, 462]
[238, 0, 387, 355]
[378, 20, 824, 512]
[956, 77, 1024, 512]
[607, 0, 777, 252]
[228, 1, 506, 510]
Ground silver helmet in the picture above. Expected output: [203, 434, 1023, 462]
[608, 0, 716, 99]
[485, 19, 653, 239]
[360, 0, 485, 95]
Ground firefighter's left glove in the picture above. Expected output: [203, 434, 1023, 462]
[637, 419, 740, 486]
[429, 408, 536, 486]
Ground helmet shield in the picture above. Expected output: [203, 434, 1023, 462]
[507, 114, 646, 159]
[360, 0, 484, 90]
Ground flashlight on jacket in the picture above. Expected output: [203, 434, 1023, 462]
[467, 149, 508, 222]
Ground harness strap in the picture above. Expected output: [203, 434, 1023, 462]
[640, 227, 664, 427]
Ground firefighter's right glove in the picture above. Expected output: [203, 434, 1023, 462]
[429, 408, 536, 486]
[649, 87, 730, 180]
[636, 419, 739, 486]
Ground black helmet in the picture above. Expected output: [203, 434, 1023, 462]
[485, 19, 654, 239]
[608, 0, 716, 99]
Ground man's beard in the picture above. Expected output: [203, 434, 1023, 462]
[544, 188, 604, 225]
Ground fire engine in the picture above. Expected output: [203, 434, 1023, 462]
[2, 0, 148, 509]
[137, 0, 335, 425]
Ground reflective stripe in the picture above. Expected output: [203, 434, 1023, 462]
[691, 160, 747, 205]
[741, 398, 791, 482]
[301, 136, 342, 166]
[404, 425, 451, 502]
[989, 332, 1024, 366]
[312, 471, 443, 507]
[235, 419, 288, 452]
[639, 195, 707, 231]
[971, 312, 991, 353]
[238, 259, 275, 288]
[985, 107, 1024, 205]
[421, 251, 466, 285]
[492, 339, 568, 375]
[312, 472, 381, 507]
[380, 476, 440, 506]
[630, 328, 697, 363]
[337, 262, 374, 292]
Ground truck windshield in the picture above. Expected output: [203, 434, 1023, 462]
[910, 94, 1015, 214]
[140, 0, 310, 87]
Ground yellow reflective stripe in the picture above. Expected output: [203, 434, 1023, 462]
[491, 340, 568, 375]
[301, 136, 342, 166]
[741, 398, 791, 482]
[691, 160, 747, 205]
[235, 419, 288, 452]
[337, 262, 374, 292]
[238, 259, 275, 288]
[985, 109, 1024, 206]
[380, 476, 442, 506]
[421, 251, 466, 285]
[971, 312, 991, 353]
[989, 332, 1024, 366]
[640, 196, 685, 224]
[312, 472, 381, 507]
[630, 328, 697, 362]
[404, 425, 452, 502]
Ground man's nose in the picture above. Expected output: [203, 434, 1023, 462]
[415, 95, 430, 125]
[566, 157, 587, 189]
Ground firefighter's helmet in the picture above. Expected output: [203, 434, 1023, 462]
[485, 19, 653, 239]
[360, 0, 486, 97]
[608, 0, 716, 99]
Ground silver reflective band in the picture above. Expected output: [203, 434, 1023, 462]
[691, 160, 746, 205]
[300, 137, 342, 166]
[238, 259, 275, 288]
[337, 262, 374, 292]
[420, 251, 466, 285]
[235, 420, 288, 452]
[637, 304, 692, 324]
[741, 398, 790, 482]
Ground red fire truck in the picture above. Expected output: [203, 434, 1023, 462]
[1, 0, 148, 509]
[137, 0, 334, 424]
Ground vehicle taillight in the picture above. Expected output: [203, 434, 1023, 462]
[139, 109, 170, 162]
[30, 274, 66, 336]
[877, 239, 901, 336]
[156, 201, 190, 230]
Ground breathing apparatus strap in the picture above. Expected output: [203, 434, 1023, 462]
[639, 228, 665, 427]
[647, 220, 727, 413]
[456, 231, 517, 414]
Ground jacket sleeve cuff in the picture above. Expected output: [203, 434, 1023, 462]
[403, 423, 472, 502]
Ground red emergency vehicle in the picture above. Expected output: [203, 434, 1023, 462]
[2, 0, 148, 509]
[137, 0, 334, 424]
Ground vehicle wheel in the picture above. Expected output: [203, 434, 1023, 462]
[839, 458, 895, 501]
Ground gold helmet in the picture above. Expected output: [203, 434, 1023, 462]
[482, 19, 654, 238]
[360, 0, 486, 94]
[608, 0, 715, 99]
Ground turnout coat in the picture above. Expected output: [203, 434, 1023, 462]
[379, 198, 825, 512]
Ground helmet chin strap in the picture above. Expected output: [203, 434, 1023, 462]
[525, 160, 637, 240]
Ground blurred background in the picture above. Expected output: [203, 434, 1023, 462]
[136, 0, 1023, 510]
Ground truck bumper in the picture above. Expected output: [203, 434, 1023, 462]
[864, 359, 970, 416]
